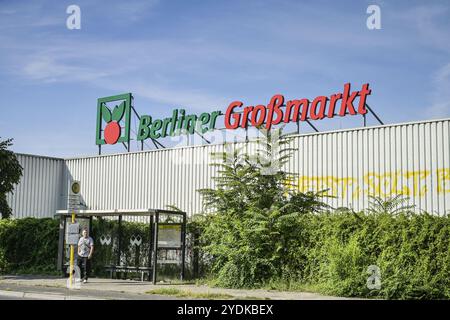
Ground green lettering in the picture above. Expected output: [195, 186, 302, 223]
[161, 117, 172, 138]
[177, 109, 186, 132]
[169, 109, 178, 136]
[184, 115, 197, 134]
[149, 119, 163, 139]
[209, 111, 221, 130]
[137, 115, 152, 140]
[197, 113, 211, 133]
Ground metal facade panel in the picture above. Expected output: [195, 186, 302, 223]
[62, 119, 449, 216]
[7, 119, 450, 219]
[6, 154, 64, 218]
[290, 120, 450, 213]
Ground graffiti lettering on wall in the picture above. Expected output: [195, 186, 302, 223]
[288, 168, 450, 199]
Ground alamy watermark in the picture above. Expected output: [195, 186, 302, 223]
[66, 5, 81, 30]
[366, 265, 382, 290]
[366, 5, 381, 30]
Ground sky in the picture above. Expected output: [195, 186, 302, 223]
[1, 0, 450, 158]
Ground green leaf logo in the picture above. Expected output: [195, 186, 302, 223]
[112, 101, 126, 122]
[101, 104, 112, 123]
[96, 93, 132, 146]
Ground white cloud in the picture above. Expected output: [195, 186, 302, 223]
[4, 36, 233, 110]
[109, 0, 159, 21]
[100, 79, 231, 111]
[397, 5, 450, 53]
[427, 63, 450, 118]
[22, 56, 110, 82]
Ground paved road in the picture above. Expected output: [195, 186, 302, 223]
[0, 275, 348, 300]
[0, 283, 177, 300]
[0, 294, 37, 300]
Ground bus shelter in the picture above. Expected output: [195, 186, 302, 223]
[55, 209, 186, 284]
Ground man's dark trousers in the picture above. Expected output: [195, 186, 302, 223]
[79, 257, 90, 281]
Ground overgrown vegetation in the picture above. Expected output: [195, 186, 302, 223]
[0, 138, 23, 219]
[190, 130, 450, 299]
[146, 287, 234, 299]
[1, 131, 449, 299]
[0, 218, 59, 274]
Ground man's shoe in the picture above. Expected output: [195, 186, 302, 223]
[83, 279, 87, 283]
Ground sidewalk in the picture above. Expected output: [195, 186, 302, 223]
[0, 275, 347, 300]
[0, 288, 99, 300]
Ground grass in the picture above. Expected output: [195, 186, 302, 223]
[145, 287, 234, 299]
[145, 287, 271, 300]
[240, 296, 270, 300]
[261, 280, 325, 294]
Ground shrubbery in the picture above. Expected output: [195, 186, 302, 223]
[192, 204, 450, 299]
[191, 130, 450, 299]
[1, 131, 449, 299]
[0, 217, 59, 274]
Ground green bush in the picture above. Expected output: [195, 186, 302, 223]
[1, 213, 448, 299]
[194, 207, 450, 299]
[193, 130, 450, 299]
[0, 217, 59, 274]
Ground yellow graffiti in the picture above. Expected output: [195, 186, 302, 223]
[292, 168, 450, 199]
[437, 168, 450, 193]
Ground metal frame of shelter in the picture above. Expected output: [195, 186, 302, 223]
[55, 209, 187, 284]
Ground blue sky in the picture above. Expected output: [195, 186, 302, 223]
[1, 0, 450, 157]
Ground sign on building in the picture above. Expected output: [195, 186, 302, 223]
[68, 180, 81, 213]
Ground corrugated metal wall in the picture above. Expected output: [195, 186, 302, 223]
[287, 119, 450, 213]
[6, 154, 65, 218]
[8, 118, 450, 218]
[62, 143, 226, 216]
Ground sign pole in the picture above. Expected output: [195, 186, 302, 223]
[69, 212, 75, 287]
[67, 180, 81, 288]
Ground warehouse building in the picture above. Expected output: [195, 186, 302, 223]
[7, 117, 450, 219]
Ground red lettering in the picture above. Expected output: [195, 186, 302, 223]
[225, 101, 242, 129]
[358, 83, 371, 115]
[284, 99, 309, 123]
[266, 94, 284, 129]
[224, 83, 372, 129]
[251, 105, 266, 127]
[339, 83, 358, 116]
[310, 96, 328, 120]
[241, 106, 254, 128]
[327, 93, 342, 118]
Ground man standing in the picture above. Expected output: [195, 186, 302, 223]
[77, 228, 94, 283]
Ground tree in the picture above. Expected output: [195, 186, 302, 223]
[195, 129, 329, 287]
[0, 138, 23, 219]
[367, 194, 415, 215]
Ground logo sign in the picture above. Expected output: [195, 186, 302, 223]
[68, 180, 81, 213]
[96, 93, 132, 145]
[96, 83, 372, 147]
[224, 83, 371, 129]
[137, 109, 221, 141]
